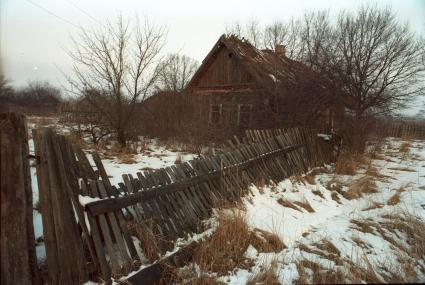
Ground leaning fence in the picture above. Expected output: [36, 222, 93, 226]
[32, 127, 333, 284]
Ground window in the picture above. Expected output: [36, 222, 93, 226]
[209, 104, 222, 125]
[238, 104, 252, 127]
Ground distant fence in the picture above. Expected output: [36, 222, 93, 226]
[32, 127, 333, 284]
[376, 121, 425, 139]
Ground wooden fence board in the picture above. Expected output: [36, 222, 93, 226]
[1, 113, 40, 285]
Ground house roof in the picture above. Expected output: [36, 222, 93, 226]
[187, 34, 318, 93]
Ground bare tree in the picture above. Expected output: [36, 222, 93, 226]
[155, 54, 199, 92]
[333, 6, 424, 118]
[0, 75, 14, 102]
[225, 19, 263, 47]
[226, 7, 424, 120]
[66, 15, 166, 145]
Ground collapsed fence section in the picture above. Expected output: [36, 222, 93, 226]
[33, 127, 333, 284]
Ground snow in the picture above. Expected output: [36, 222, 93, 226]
[78, 195, 102, 207]
[101, 143, 196, 187]
[25, 117, 425, 283]
[269, 74, 277, 82]
[164, 137, 425, 284]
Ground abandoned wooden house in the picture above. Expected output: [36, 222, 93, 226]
[185, 34, 343, 133]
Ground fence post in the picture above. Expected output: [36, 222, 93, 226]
[0, 112, 40, 285]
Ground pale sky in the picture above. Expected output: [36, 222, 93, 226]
[1, 0, 424, 114]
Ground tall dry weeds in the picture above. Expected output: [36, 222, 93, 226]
[193, 209, 285, 275]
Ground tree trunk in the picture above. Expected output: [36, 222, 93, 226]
[117, 128, 126, 147]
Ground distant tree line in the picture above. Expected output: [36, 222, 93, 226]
[0, 77, 63, 113]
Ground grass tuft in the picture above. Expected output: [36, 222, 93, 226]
[387, 192, 401, 205]
[293, 200, 315, 213]
[251, 229, 286, 252]
[277, 198, 302, 212]
[247, 259, 280, 285]
[344, 176, 377, 200]
[194, 210, 254, 275]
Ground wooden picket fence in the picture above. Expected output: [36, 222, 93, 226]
[376, 121, 425, 139]
[33, 127, 333, 284]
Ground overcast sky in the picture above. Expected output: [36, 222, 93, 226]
[1, 0, 424, 114]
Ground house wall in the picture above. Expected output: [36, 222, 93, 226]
[195, 46, 254, 87]
[189, 45, 276, 132]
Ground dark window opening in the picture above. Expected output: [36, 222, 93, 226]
[238, 104, 252, 127]
[210, 104, 222, 125]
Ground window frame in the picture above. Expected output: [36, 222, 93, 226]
[209, 103, 222, 125]
[237, 104, 253, 127]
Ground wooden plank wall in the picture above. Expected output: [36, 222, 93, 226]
[0, 113, 40, 285]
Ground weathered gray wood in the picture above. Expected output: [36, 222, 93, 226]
[88, 181, 121, 274]
[97, 181, 132, 272]
[1, 113, 40, 285]
[34, 129, 88, 284]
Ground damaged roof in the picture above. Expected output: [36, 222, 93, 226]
[187, 34, 318, 93]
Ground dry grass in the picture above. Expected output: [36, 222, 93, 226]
[298, 239, 342, 265]
[380, 212, 425, 260]
[327, 176, 343, 194]
[362, 202, 384, 211]
[294, 253, 384, 284]
[277, 198, 302, 212]
[250, 229, 286, 253]
[335, 151, 367, 175]
[304, 174, 316, 185]
[350, 219, 375, 234]
[293, 200, 315, 213]
[388, 167, 417, 172]
[303, 167, 326, 185]
[175, 153, 183, 164]
[399, 142, 411, 153]
[311, 189, 324, 199]
[344, 176, 377, 200]
[314, 239, 341, 257]
[129, 220, 162, 262]
[295, 259, 345, 284]
[387, 192, 401, 205]
[246, 259, 280, 285]
[104, 142, 139, 164]
[194, 209, 286, 276]
[67, 132, 88, 150]
[181, 274, 225, 285]
[351, 236, 369, 248]
[117, 154, 137, 164]
[193, 210, 254, 275]
[331, 192, 341, 203]
[365, 163, 379, 177]
[294, 212, 425, 284]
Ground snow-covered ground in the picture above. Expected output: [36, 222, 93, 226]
[27, 116, 425, 283]
[100, 142, 196, 187]
[174, 137, 425, 284]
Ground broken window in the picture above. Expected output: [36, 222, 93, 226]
[238, 104, 252, 127]
[209, 104, 222, 125]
